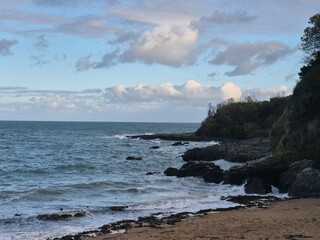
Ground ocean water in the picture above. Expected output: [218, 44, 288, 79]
[0, 121, 247, 240]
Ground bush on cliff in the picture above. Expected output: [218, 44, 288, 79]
[271, 12, 320, 167]
[196, 96, 288, 139]
[271, 61, 320, 166]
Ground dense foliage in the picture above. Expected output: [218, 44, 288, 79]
[196, 96, 289, 139]
[301, 13, 320, 64]
[271, 12, 320, 166]
[271, 56, 320, 166]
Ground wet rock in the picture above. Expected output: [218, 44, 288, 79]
[288, 167, 320, 197]
[223, 195, 280, 207]
[224, 158, 289, 186]
[109, 206, 128, 211]
[279, 159, 314, 193]
[244, 178, 272, 194]
[126, 156, 142, 160]
[164, 167, 179, 176]
[146, 171, 159, 175]
[171, 141, 189, 146]
[129, 133, 212, 141]
[182, 138, 269, 163]
[150, 146, 160, 149]
[37, 211, 86, 221]
[165, 162, 224, 183]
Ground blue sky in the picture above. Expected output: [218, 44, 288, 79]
[0, 0, 319, 122]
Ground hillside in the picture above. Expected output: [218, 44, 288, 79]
[195, 96, 289, 139]
[271, 54, 320, 166]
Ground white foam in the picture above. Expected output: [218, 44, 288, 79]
[213, 159, 243, 171]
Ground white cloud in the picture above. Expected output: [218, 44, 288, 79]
[242, 85, 290, 100]
[0, 81, 293, 121]
[220, 82, 242, 100]
[121, 25, 198, 66]
[104, 80, 223, 103]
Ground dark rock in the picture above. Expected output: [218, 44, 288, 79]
[146, 171, 159, 175]
[165, 162, 223, 183]
[129, 133, 213, 142]
[288, 167, 320, 197]
[109, 206, 128, 211]
[244, 178, 272, 194]
[126, 156, 142, 160]
[224, 158, 289, 186]
[182, 138, 270, 163]
[224, 195, 280, 207]
[279, 159, 314, 193]
[150, 146, 160, 149]
[164, 167, 179, 176]
[171, 141, 189, 146]
[37, 211, 86, 221]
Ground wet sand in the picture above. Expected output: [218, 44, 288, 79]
[87, 198, 320, 240]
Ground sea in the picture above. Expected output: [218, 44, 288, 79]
[0, 121, 281, 240]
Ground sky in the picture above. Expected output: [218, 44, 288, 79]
[0, 0, 319, 122]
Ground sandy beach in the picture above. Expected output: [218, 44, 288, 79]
[86, 198, 320, 240]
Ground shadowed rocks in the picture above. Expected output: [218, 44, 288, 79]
[164, 162, 224, 184]
[182, 138, 270, 163]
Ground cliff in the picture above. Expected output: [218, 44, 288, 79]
[271, 57, 320, 167]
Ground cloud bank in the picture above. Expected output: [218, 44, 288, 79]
[0, 80, 291, 122]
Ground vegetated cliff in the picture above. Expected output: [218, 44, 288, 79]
[271, 56, 320, 167]
[195, 96, 289, 139]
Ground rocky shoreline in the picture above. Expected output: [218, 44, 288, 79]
[55, 133, 320, 240]
[146, 133, 320, 197]
[182, 137, 270, 163]
[53, 195, 280, 240]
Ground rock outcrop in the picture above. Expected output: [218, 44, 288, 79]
[278, 159, 314, 193]
[244, 178, 272, 195]
[182, 138, 269, 163]
[277, 159, 320, 197]
[164, 162, 224, 184]
[224, 158, 289, 187]
[288, 167, 320, 197]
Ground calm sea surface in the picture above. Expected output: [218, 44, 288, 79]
[0, 121, 248, 239]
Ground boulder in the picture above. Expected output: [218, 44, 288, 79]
[244, 178, 272, 194]
[164, 162, 224, 183]
[146, 171, 159, 175]
[224, 158, 289, 186]
[164, 167, 179, 176]
[126, 156, 142, 160]
[150, 146, 160, 149]
[288, 167, 320, 197]
[278, 159, 314, 193]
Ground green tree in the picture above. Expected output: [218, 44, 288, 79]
[301, 12, 320, 64]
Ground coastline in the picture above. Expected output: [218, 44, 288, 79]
[82, 198, 320, 240]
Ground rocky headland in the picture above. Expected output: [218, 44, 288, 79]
[163, 48, 320, 197]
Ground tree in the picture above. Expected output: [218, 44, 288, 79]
[301, 12, 320, 64]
